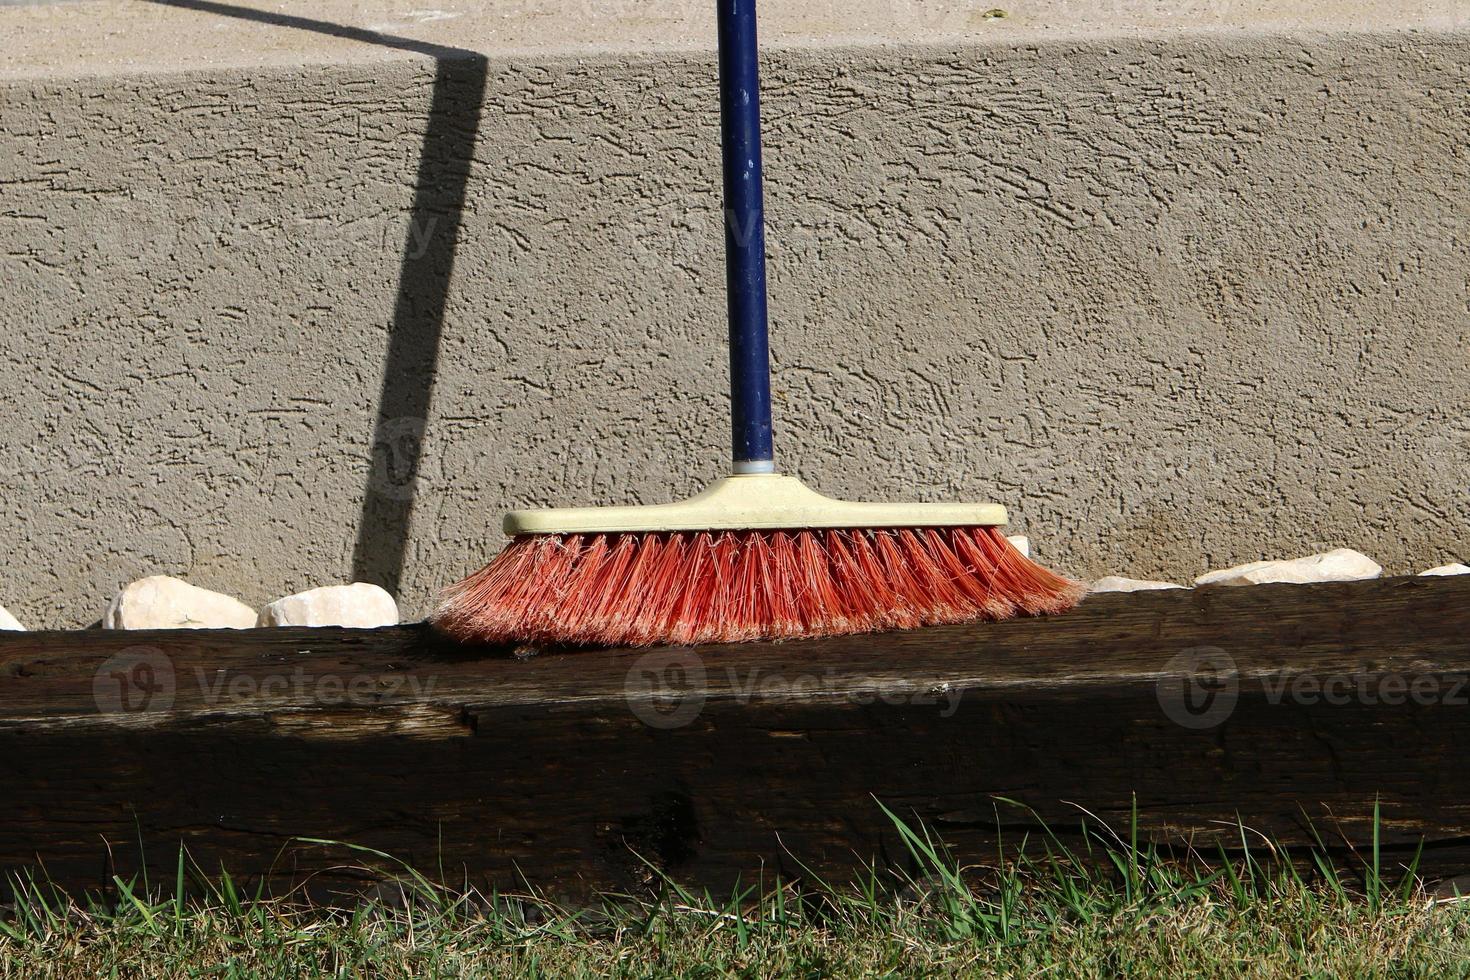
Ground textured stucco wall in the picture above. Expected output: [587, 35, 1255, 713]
[3, 10, 1468, 627]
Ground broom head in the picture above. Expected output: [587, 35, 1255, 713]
[434, 474, 1083, 647]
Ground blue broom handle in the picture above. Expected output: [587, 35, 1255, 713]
[716, 0, 775, 473]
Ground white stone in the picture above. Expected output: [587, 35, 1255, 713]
[257, 583, 399, 628]
[1193, 549, 1382, 587]
[0, 605, 24, 631]
[1090, 576, 1187, 593]
[104, 576, 257, 630]
[1421, 563, 1470, 577]
[1006, 534, 1030, 558]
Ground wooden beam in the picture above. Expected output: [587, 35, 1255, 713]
[2, 575, 1469, 899]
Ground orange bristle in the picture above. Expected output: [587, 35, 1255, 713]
[433, 526, 1084, 648]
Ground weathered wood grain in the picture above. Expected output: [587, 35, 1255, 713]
[2, 574, 1468, 899]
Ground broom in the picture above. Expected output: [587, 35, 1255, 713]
[434, 0, 1084, 648]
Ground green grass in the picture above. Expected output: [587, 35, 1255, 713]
[2, 803, 1467, 979]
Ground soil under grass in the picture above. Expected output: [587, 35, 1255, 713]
[2, 806, 1465, 978]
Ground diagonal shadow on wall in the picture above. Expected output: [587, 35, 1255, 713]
[144, 0, 487, 597]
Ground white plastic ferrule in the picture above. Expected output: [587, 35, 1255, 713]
[502, 474, 1007, 535]
[731, 460, 777, 475]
